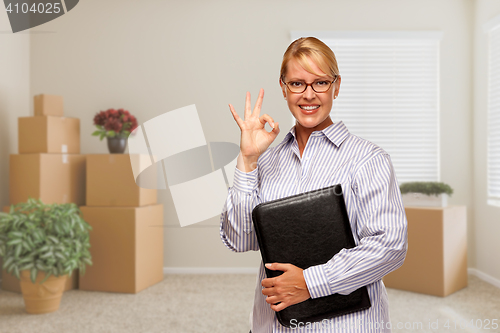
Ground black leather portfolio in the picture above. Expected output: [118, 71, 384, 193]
[251, 184, 371, 328]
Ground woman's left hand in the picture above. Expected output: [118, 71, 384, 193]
[261, 263, 311, 311]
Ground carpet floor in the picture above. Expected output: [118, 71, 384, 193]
[0, 274, 498, 333]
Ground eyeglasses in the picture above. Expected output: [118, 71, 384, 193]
[282, 75, 338, 94]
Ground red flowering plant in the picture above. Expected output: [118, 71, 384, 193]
[92, 108, 138, 140]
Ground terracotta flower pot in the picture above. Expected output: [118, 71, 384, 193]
[19, 270, 68, 314]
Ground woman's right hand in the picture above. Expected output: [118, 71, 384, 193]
[229, 88, 280, 172]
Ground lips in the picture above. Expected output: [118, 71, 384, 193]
[299, 105, 320, 115]
[300, 105, 319, 111]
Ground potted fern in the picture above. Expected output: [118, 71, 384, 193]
[400, 181, 454, 207]
[0, 198, 93, 314]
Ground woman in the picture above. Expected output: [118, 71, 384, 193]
[220, 37, 407, 333]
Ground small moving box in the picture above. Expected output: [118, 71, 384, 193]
[1, 206, 78, 292]
[9, 154, 86, 206]
[86, 154, 157, 207]
[34, 94, 64, 117]
[78, 204, 164, 293]
[18, 116, 80, 154]
[383, 206, 467, 297]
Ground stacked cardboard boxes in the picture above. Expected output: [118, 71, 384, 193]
[79, 154, 164, 293]
[3, 94, 85, 293]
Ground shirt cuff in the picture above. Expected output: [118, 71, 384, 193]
[232, 167, 258, 193]
[303, 264, 331, 299]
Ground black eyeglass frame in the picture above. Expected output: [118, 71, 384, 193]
[281, 75, 339, 94]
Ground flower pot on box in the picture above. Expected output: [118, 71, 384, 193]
[19, 270, 68, 314]
[107, 136, 127, 154]
[402, 193, 448, 207]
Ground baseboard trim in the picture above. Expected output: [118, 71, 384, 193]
[164, 267, 259, 274]
[468, 268, 500, 289]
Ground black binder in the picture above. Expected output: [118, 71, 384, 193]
[251, 184, 371, 328]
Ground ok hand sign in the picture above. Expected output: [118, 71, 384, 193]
[229, 89, 280, 171]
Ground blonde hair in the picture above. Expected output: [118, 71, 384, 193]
[280, 37, 340, 82]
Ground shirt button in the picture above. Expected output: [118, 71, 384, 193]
[247, 181, 251, 185]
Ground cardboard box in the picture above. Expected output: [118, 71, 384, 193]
[34, 94, 64, 117]
[86, 154, 157, 207]
[1, 206, 78, 292]
[383, 206, 468, 297]
[78, 205, 164, 293]
[18, 116, 80, 154]
[9, 154, 86, 205]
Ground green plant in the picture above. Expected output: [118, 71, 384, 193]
[400, 182, 453, 196]
[0, 198, 93, 284]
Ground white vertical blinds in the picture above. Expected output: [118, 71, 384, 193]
[487, 25, 500, 204]
[290, 32, 441, 183]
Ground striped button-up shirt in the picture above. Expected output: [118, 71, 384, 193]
[220, 121, 408, 333]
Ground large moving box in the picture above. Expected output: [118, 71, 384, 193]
[34, 94, 64, 117]
[9, 154, 86, 206]
[1, 206, 79, 292]
[78, 204, 164, 293]
[86, 154, 157, 207]
[18, 116, 80, 154]
[383, 206, 468, 297]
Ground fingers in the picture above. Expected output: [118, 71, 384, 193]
[263, 294, 288, 312]
[264, 294, 286, 311]
[261, 277, 275, 288]
[259, 114, 275, 129]
[272, 122, 280, 134]
[228, 104, 243, 128]
[265, 263, 290, 272]
[252, 88, 264, 117]
[262, 288, 290, 311]
[264, 295, 280, 304]
[270, 302, 287, 312]
[261, 263, 310, 312]
[244, 91, 251, 119]
[237, 88, 265, 121]
[259, 116, 280, 137]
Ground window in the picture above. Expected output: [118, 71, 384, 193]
[291, 31, 441, 183]
[485, 18, 500, 207]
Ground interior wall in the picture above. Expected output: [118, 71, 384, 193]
[473, 0, 500, 282]
[0, 10, 31, 279]
[26, 0, 474, 269]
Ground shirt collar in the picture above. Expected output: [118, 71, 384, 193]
[283, 121, 350, 148]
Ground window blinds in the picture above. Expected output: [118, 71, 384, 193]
[487, 25, 500, 204]
[291, 32, 441, 183]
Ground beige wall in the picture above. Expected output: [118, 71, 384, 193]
[0, 11, 30, 206]
[0, 9, 31, 278]
[473, 0, 500, 282]
[2, 0, 484, 272]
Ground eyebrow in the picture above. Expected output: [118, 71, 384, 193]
[287, 77, 332, 81]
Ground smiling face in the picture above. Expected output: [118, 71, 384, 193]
[280, 56, 341, 133]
